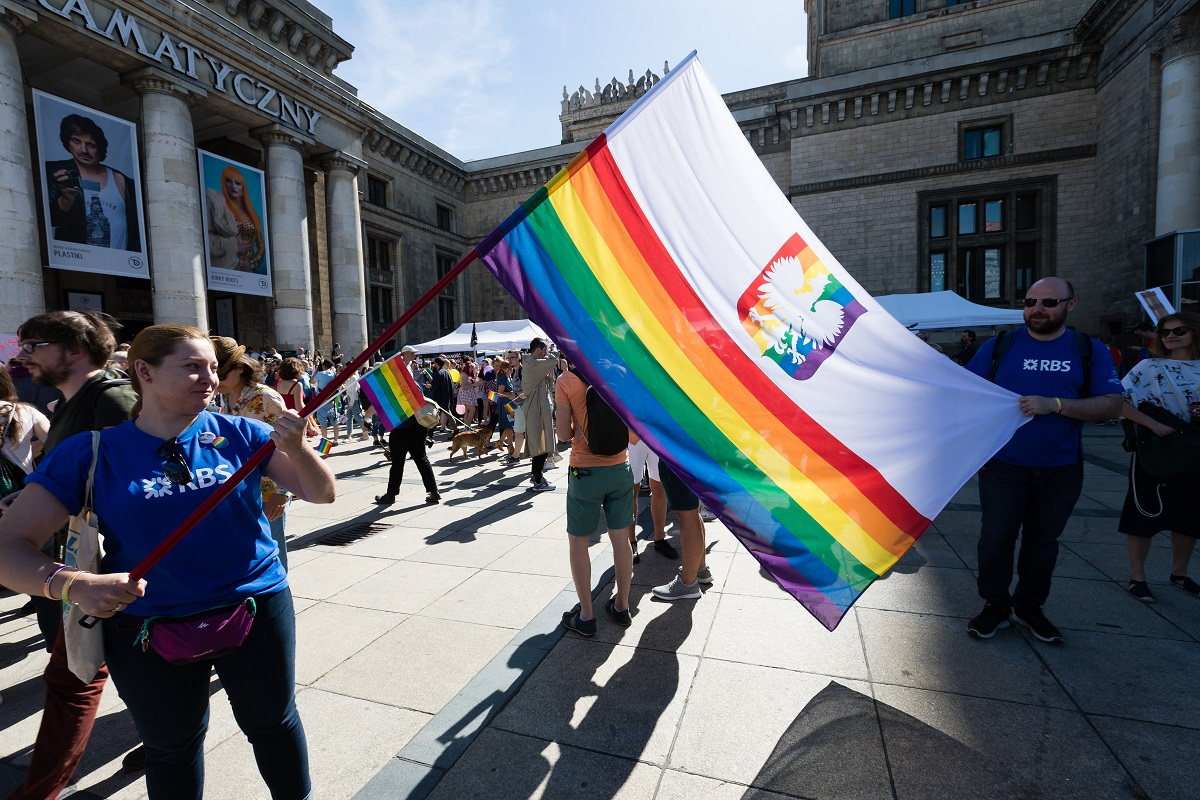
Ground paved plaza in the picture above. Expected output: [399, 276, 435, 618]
[0, 425, 1196, 799]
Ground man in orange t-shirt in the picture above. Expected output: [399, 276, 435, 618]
[555, 370, 635, 636]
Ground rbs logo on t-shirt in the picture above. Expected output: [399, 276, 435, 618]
[141, 464, 234, 500]
[1022, 358, 1073, 373]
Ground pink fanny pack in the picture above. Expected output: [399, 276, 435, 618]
[135, 598, 257, 665]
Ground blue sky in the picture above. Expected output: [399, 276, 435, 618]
[313, 0, 808, 161]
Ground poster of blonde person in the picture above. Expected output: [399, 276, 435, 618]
[32, 90, 149, 279]
[197, 149, 273, 297]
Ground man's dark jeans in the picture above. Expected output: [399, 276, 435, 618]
[977, 459, 1083, 609]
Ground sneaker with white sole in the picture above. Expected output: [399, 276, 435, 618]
[1011, 606, 1063, 644]
[653, 574, 702, 601]
[698, 502, 717, 522]
[531, 479, 555, 492]
[696, 565, 714, 585]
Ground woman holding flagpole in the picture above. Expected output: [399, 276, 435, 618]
[0, 324, 335, 799]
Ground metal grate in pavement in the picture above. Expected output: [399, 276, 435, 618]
[317, 522, 392, 546]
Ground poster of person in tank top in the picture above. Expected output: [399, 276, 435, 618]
[197, 149, 273, 298]
[32, 90, 148, 280]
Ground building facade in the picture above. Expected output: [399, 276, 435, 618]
[1, 0, 1197, 353]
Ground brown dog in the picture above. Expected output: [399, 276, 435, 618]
[448, 421, 497, 462]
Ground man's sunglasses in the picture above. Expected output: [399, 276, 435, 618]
[17, 341, 61, 355]
[1161, 326, 1193, 337]
[1023, 297, 1073, 308]
[156, 438, 194, 486]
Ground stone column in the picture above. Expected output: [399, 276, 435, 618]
[1155, 16, 1200, 236]
[0, 7, 46, 332]
[257, 129, 314, 351]
[323, 154, 368, 356]
[129, 73, 208, 327]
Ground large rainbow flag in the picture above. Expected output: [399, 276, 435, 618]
[472, 53, 1027, 630]
[359, 354, 426, 432]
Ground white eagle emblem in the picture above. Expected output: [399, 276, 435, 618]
[755, 256, 847, 355]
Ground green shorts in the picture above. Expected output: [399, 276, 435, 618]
[566, 463, 634, 536]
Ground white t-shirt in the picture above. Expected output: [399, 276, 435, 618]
[1122, 358, 1200, 422]
[0, 403, 49, 474]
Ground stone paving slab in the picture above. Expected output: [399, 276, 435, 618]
[1, 427, 1197, 800]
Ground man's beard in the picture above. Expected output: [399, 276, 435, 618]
[1026, 314, 1065, 335]
[29, 360, 71, 388]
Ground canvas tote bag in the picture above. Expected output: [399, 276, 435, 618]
[64, 431, 104, 683]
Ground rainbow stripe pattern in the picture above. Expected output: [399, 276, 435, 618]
[360, 354, 426, 432]
[315, 438, 333, 456]
[473, 53, 1025, 629]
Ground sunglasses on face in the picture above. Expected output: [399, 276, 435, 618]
[156, 437, 194, 486]
[1023, 297, 1073, 308]
[17, 341, 61, 355]
[1161, 326, 1193, 337]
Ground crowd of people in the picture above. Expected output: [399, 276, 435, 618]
[0, 283, 1196, 795]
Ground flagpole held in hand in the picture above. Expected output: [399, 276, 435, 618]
[120, 251, 481, 587]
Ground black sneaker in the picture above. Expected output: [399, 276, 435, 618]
[1011, 606, 1064, 644]
[630, 543, 641, 565]
[426, 492, 441, 504]
[967, 603, 1010, 639]
[121, 744, 146, 773]
[1127, 580, 1155, 603]
[374, 494, 395, 505]
[605, 598, 632, 627]
[561, 608, 596, 637]
[653, 539, 679, 559]
[1169, 574, 1200, 598]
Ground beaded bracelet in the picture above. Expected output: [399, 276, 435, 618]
[42, 564, 69, 600]
[60, 570, 85, 605]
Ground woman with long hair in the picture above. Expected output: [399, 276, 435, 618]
[204, 165, 266, 274]
[1119, 311, 1200, 602]
[0, 367, 50, 491]
[456, 361, 482, 427]
[0, 325, 335, 798]
[212, 337, 293, 571]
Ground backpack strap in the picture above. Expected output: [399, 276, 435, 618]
[987, 329, 1018, 383]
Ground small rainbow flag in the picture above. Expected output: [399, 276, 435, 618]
[315, 438, 333, 455]
[487, 390, 514, 410]
[472, 53, 1025, 630]
[360, 353, 426, 431]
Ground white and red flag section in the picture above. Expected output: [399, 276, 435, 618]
[472, 52, 1027, 630]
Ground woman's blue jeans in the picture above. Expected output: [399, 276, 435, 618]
[102, 588, 310, 799]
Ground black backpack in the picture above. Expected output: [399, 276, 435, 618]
[570, 369, 627, 456]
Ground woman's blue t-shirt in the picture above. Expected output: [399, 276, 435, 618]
[29, 411, 287, 617]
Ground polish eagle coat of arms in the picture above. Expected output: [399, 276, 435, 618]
[737, 234, 866, 381]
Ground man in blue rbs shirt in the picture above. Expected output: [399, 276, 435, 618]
[965, 278, 1122, 644]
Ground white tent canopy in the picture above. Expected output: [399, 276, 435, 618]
[408, 319, 550, 354]
[874, 291, 1025, 331]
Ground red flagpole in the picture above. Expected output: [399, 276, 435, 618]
[127, 250, 480, 582]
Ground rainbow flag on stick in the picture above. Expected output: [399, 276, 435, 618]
[360, 354, 427, 432]
[315, 438, 333, 456]
[487, 390, 514, 410]
[473, 53, 1026, 630]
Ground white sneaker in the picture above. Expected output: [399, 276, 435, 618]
[531, 479, 555, 492]
[652, 574, 701, 601]
[698, 502, 717, 522]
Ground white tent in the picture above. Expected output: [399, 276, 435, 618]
[874, 291, 1025, 331]
[408, 319, 550, 354]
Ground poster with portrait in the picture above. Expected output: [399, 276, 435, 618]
[32, 90, 149, 279]
[197, 149, 273, 297]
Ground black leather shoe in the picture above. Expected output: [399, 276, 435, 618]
[374, 495, 395, 505]
[426, 492, 441, 504]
